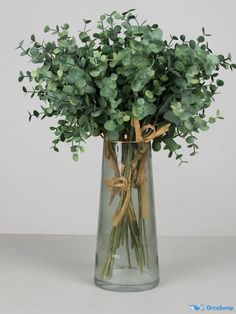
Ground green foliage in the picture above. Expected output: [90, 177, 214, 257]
[17, 9, 235, 161]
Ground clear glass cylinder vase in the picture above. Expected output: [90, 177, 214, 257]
[94, 140, 160, 292]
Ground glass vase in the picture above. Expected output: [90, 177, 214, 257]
[94, 140, 160, 292]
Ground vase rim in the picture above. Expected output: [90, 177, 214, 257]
[104, 139, 150, 144]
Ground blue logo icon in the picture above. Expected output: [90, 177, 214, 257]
[189, 304, 205, 311]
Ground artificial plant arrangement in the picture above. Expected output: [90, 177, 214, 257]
[17, 9, 235, 291]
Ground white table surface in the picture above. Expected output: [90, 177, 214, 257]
[0, 235, 235, 314]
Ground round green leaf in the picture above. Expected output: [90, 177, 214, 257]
[57, 69, 63, 78]
[63, 85, 74, 95]
[216, 79, 224, 86]
[73, 153, 79, 161]
[76, 78, 86, 88]
[90, 70, 100, 77]
[152, 139, 161, 152]
[189, 40, 196, 49]
[85, 85, 96, 94]
[145, 90, 154, 99]
[123, 115, 130, 122]
[91, 110, 102, 117]
[63, 23, 69, 29]
[102, 45, 112, 54]
[104, 120, 116, 131]
[175, 61, 185, 72]
[44, 25, 50, 33]
[197, 36, 205, 43]
[53, 48, 60, 54]
[186, 136, 195, 144]
[46, 107, 53, 114]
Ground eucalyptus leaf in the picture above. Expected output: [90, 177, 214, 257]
[104, 120, 116, 131]
[17, 10, 234, 161]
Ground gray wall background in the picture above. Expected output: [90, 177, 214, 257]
[0, 0, 235, 236]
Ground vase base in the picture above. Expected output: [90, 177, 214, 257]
[94, 268, 159, 292]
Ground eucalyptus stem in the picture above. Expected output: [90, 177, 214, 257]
[101, 142, 149, 279]
[142, 219, 149, 268]
[124, 213, 131, 268]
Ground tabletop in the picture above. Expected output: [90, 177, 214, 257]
[0, 235, 235, 314]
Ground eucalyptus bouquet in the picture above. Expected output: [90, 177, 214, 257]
[18, 9, 234, 287]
